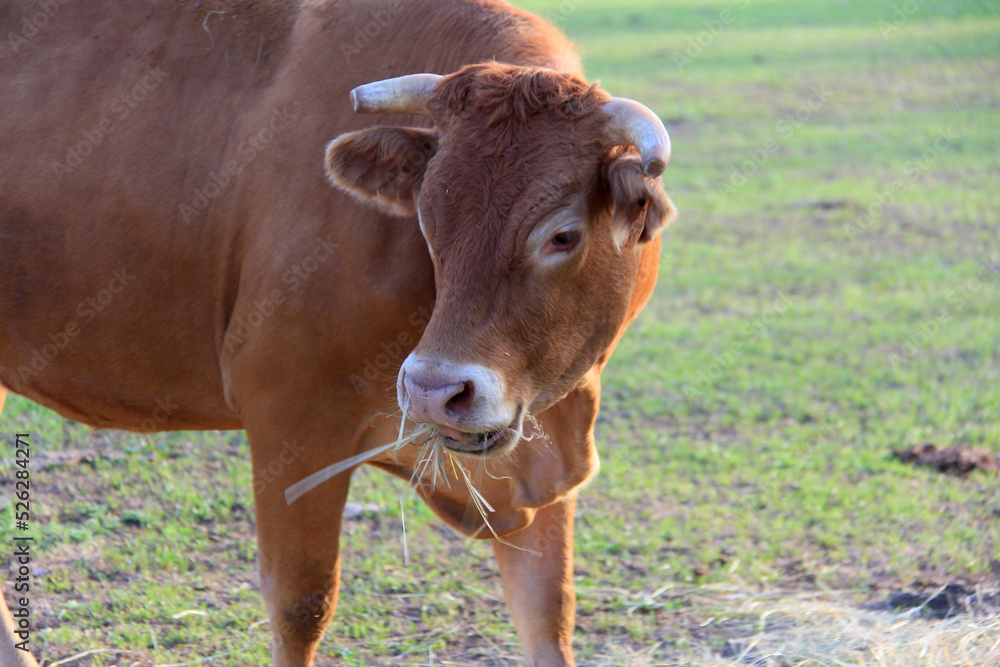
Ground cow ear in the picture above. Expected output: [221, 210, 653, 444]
[325, 127, 438, 217]
[606, 151, 676, 250]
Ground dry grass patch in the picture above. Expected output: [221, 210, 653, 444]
[634, 584, 1000, 667]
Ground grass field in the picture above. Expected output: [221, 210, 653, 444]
[2, 0, 999, 665]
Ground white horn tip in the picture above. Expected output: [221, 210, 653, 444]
[604, 97, 671, 179]
[644, 157, 667, 178]
[347, 73, 443, 116]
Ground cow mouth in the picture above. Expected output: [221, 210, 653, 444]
[433, 407, 524, 456]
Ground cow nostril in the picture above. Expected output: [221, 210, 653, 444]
[444, 380, 475, 416]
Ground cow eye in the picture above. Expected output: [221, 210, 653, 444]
[550, 229, 581, 251]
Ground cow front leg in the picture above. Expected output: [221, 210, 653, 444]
[493, 493, 577, 667]
[249, 433, 353, 667]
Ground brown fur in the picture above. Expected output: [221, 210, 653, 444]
[429, 62, 609, 126]
[0, 2, 674, 665]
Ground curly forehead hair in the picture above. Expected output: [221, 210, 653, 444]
[427, 62, 611, 127]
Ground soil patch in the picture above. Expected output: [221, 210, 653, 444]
[892, 443, 998, 477]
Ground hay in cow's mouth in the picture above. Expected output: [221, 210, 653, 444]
[439, 425, 507, 454]
[400, 429, 540, 560]
[284, 406, 540, 559]
[436, 405, 525, 455]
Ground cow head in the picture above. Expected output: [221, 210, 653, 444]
[326, 63, 675, 458]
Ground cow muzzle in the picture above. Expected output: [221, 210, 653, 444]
[398, 355, 523, 456]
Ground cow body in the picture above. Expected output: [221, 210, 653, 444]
[0, 1, 672, 664]
[1, 0, 573, 429]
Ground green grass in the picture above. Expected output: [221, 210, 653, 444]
[2, 0, 998, 664]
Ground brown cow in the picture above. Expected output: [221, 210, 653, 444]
[0, 1, 675, 665]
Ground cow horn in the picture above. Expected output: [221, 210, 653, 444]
[603, 98, 671, 178]
[350, 73, 443, 115]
